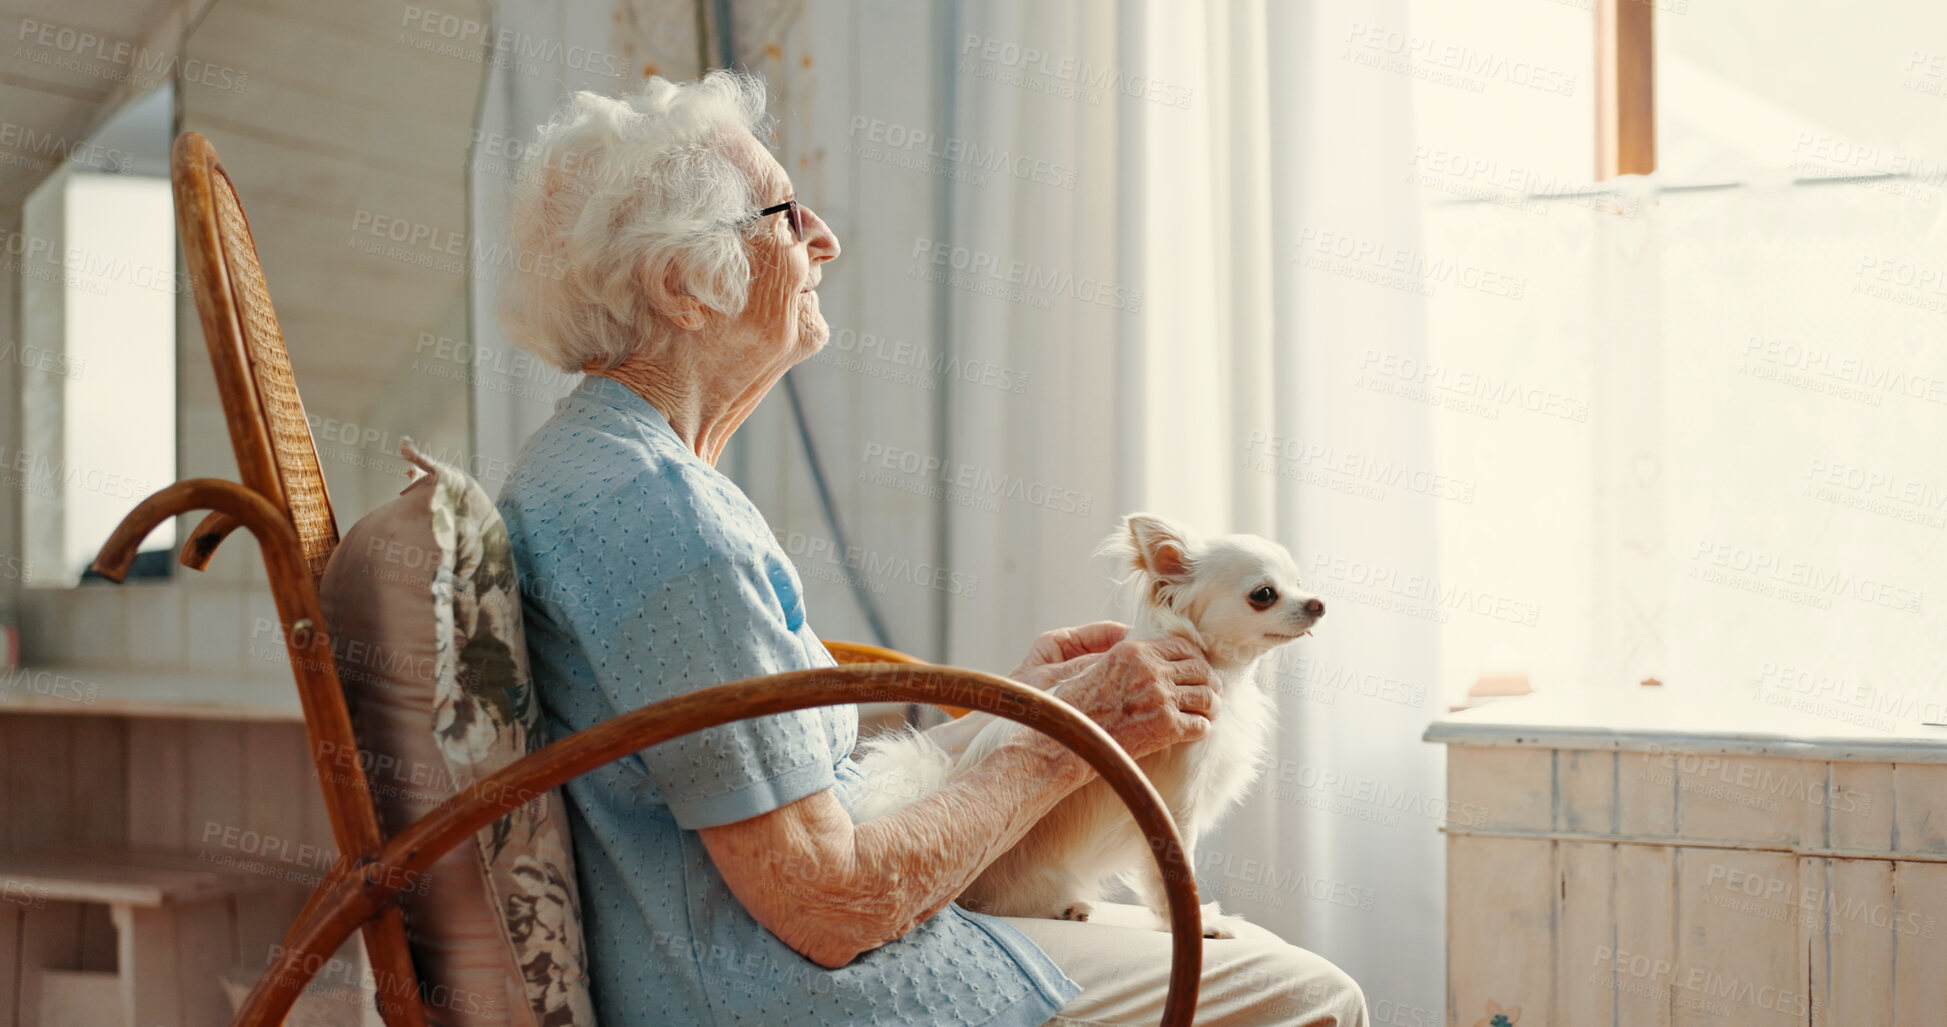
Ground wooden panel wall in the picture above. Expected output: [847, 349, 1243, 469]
[1445, 744, 1947, 1026]
[0, 714, 334, 1027]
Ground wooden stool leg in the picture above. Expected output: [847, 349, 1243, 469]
[114, 903, 182, 1027]
[111, 897, 241, 1027]
[20, 904, 85, 1027]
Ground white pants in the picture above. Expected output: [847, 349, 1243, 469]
[1001, 904, 1368, 1027]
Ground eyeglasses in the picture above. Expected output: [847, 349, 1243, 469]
[749, 198, 805, 241]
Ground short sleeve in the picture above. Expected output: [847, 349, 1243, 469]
[558, 473, 839, 830]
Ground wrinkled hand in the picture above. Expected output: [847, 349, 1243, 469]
[1049, 637, 1218, 760]
[1007, 621, 1127, 691]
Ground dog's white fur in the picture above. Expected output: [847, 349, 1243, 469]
[848, 513, 1322, 937]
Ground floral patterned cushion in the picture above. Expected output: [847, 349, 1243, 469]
[321, 439, 596, 1027]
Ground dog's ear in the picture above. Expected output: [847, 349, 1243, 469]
[1124, 514, 1194, 582]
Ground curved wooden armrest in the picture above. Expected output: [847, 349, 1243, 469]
[237, 664, 1203, 1027]
[823, 641, 972, 718]
[179, 510, 244, 571]
[90, 479, 297, 583]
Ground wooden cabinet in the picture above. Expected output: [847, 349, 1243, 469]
[1429, 692, 1947, 1026]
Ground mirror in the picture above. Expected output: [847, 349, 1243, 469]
[18, 85, 175, 586]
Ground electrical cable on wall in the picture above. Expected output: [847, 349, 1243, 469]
[708, 7, 898, 653]
[781, 374, 897, 650]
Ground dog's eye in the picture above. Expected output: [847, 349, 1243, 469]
[1248, 586, 1278, 610]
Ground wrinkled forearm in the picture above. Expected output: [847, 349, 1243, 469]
[857, 729, 1090, 930]
[745, 731, 1091, 967]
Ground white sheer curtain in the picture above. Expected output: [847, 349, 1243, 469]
[932, 0, 1447, 1013]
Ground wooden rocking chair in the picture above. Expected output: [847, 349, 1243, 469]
[89, 131, 1204, 1026]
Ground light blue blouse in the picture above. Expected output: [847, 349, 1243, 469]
[497, 375, 1080, 1026]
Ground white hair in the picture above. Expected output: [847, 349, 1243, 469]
[498, 70, 773, 372]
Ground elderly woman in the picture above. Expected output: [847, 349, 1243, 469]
[495, 71, 1366, 1026]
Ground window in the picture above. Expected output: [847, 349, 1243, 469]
[1416, 1, 1946, 719]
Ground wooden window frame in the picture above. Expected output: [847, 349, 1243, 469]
[1596, 0, 1656, 178]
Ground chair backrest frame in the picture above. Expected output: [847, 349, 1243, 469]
[170, 130, 431, 1027]
[172, 132, 341, 580]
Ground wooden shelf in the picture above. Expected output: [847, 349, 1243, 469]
[0, 665, 301, 722]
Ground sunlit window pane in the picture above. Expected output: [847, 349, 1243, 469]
[58, 173, 177, 582]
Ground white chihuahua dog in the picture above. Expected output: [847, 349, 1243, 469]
[849, 513, 1323, 937]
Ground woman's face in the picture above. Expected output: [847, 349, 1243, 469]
[726, 131, 840, 365]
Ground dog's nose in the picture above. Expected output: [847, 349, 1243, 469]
[1304, 598, 1325, 617]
